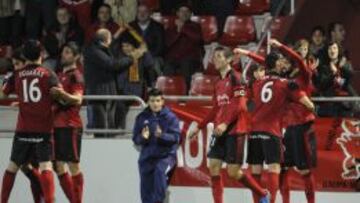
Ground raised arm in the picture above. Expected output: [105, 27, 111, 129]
[233, 48, 266, 65]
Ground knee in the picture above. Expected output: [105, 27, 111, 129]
[227, 166, 243, 180]
[299, 169, 310, 176]
[7, 162, 19, 173]
[250, 164, 263, 175]
[39, 161, 53, 172]
[268, 163, 281, 174]
[209, 162, 222, 176]
[55, 162, 66, 175]
[68, 163, 81, 175]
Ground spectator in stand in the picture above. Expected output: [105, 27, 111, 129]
[25, 0, 58, 40]
[85, 3, 120, 44]
[314, 42, 353, 116]
[309, 26, 326, 58]
[290, 39, 319, 79]
[0, 0, 25, 47]
[59, 0, 92, 31]
[104, 0, 137, 23]
[83, 28, 133, 137]
[328, 22, 346, 47]
[42, 34, 60, 71]
[130, 4, 165, 75]
[111, 31, 156, 129]
[47, 7, 84, 48]
[164, 4, 204, 90]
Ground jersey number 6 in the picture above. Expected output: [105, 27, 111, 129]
[261, 81, 274, 103]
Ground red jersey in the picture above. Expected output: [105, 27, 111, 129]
[2, 64, 60, 133]
[53, 68, 84, 128]
[198, 69, 248, 134]
[250, 75, 306, 137]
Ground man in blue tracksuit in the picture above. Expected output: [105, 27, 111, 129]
[133, 88, 180, 203]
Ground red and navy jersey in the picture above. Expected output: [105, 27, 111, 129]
[199, 69, 248, 134]
[2, 64, 60, 133]
[54, 68, 84, 128]
[249, 75, 305, 137]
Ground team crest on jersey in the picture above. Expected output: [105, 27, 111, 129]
[217, 94, 230, 105]
[144, 120, 149, 125]
[336, 119, 360, 180]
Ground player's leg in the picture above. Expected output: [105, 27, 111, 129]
[294, 123, 317, 203]
[54, 128, 75, 202]
[21, 164, 43, 203]
[153, 157, 176, 203]
[68, 128, 84, 203]
[263, 135, 282, 203]
[139, 164, 155, 203]
[280, 126, 296, 203]
[37, 133, 55, 203]
[207, 134, 226, 203]
[225, 135, 269, 203]
[247, 133, 266, 203]
[1, 133, 31, 203]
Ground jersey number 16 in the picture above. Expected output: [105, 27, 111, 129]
[22, 78, 42, 103]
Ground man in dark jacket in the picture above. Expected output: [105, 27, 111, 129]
[133, 88, 180, 203]
[83, 28, 132, 137]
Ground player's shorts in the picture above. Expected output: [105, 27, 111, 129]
[283, 122, 317, 170]
[207, 133, 247, 164]
[54, 127, 83, 163]
[247, 132, 281, 165]
[10, 132, 53, 166]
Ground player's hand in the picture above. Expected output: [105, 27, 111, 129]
[50, 87, 65, 99]
[188, 127, 200, 140]
[233, 48, 250, 56]
[155, 125, 162, 138]
[269, 38, 282, 47]
[214, 123, 228, 137]
[142, 126, 150, 139]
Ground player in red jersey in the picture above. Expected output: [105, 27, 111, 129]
[189, 46, 270, 203]
[50, 42, 85, 203]
[235, 40, 315, 203]
[236, 39, 318, 203]
[0, 40, 61, 203]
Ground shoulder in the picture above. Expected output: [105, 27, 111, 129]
[69, 70, 84, 84]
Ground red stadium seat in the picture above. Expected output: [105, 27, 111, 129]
[235, 0, 270, 15]
[138, 0, 160, 11]
[191, 16, 218, 44]
[219, 16, 256, 46]
[190, 74, 219, 96]
[155, 76, 187, 95]
[269, 16, 293, 40]
[152, 15, 176, 30]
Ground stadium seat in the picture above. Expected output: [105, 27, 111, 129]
[218, 16, 256, 46]
[138, 0, 160, 11]
[269, 16, 293, 40]
[190, 74, 219, 96]
[152, 15, 176, 30]
[155, 76, 187, 95]
[191, 16, 218, 44]
[235, 0, 270, 15]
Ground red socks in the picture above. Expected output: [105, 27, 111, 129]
[267, 172, 280, 203]
[72, 173, 84, 203]
[240, 173, 267, 197]
[58, 172, 75, 202]
[211, 175, 223, 203]
[280, 170, 290, 203]
[303, 173, 315, 203]
[40, 170, 55, 203]
[251, 174, 262, 203]
[1, 171, 16, 203]
[23, 168, 43, 203]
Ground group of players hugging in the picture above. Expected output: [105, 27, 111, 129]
[0, 38, 317, 203]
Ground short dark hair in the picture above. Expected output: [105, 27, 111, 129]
[22, 40, 41, 61]
[148, 88, 163, 98]
[214, 46, 233, 59]
[265, 51, 282, 70]
[311, 25, 325, 36]
[63, 41, 80, 56]
[12, 48, 26, 62]
[98, 3, 112, 15]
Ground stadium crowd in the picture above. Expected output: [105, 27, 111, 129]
[0, 0, 357, 134]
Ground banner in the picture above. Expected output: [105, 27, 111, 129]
[170, 104, 360, 192]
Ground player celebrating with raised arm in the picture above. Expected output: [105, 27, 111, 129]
[0, 40, 61, 203]
[189, 46, 270, 203]
[50, 42, 85, 203]
[242, 43, 315, 203]
[133, 89, 180, 203]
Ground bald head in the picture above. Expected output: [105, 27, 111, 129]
[95, 28, 112, 47]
